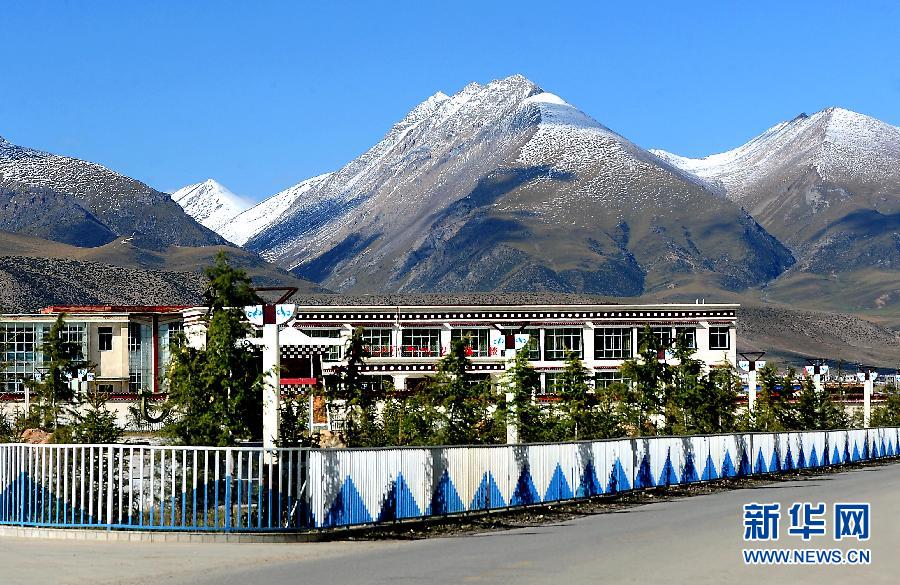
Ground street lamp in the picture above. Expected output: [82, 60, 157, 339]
[804, 358, 828, 393]
[739, 351, 766, 413]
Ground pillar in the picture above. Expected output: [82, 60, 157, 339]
[262, 322, 280, 462]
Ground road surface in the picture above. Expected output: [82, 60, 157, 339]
[3, 462, 898, 585]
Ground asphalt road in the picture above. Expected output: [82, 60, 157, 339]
[3, 462, 898, 585]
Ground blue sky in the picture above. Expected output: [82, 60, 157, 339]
[2, 1, 899, 201]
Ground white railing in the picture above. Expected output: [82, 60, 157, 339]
[0, 427, 897, 532]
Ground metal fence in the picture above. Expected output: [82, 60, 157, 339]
[1, 427, 897, 532]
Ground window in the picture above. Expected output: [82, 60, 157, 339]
[451, 329, 491, 357]
[297, 329, 343, 361]
[594, 328, 632, 359]
[522, 329, 541, 360]
[128, 323, 143, 352]
[542, 373, 561, 395]
[674, 327, 696, 349]
[594, 371, 630, 389]
[709, 326, 731, 350]
[360, 328, 393, 357]
[401, 329, 441, 357]
[128, 323, 151, 393]
[544, 328, 583, 360]
[129, 371, 143, 393]
[650, 326, 673, 348]
[0, 322, 44, 394]
[98, 327, 113, 351]
[97, 383, 114, 394]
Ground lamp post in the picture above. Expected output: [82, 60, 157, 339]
[739, 352, 766, 414]
[805, 358, 828, 394]
[494, 323, 530, 444]
[858, 365, 876, 428]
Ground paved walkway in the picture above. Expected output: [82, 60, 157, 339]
[3, 463, 898, 585]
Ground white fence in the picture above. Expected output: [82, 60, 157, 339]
[1, 428, 897, 531]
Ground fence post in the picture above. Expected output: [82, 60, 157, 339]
[224, 449, 233, 532]
[106, 447, 114, 529]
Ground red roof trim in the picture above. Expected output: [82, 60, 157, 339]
[40, 305, 189, 315]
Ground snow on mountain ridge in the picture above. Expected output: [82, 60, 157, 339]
[652, 107, 900, 191]
[220, 173, 333, 247]
[0, 136, 48, 161]
[171, 179, 252, 235]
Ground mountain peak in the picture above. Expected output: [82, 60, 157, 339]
[171, 179, 251, 235]
[0, 135, 47, 161]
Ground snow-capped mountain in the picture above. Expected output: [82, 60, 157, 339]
[219, 173, 333, 246]
[171, 179, 252, 236]
[229, 75, 792, 295]
[654, 108, 900, 272]
[0, 135, 226, 249]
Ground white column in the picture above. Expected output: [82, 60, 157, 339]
[813, 373, 823, 394]
[747, 368, 758, 414]
[864, 374, 874, 428]
[392, 374, 408, 391]
[262, 323, 280, 462]
[505, 347, 518, 444]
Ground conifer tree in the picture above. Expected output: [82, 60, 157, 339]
[619, 325, 673, 435]
[163, 253, 264, 446]
[495, 338, 546, 443]
[25, 314, 88, 431]
[428, 338, 494, 445]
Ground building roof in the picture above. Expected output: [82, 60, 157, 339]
[40, 305, 189, 315]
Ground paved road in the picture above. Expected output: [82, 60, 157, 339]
[3, 463, 899, 585]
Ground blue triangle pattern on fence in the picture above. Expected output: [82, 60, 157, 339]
[470, 472, 506, 510]
[721, 450, 735, 478]
[377, 473, 421, 522]
[783, 442, 795, 471]
[322, 476, 372, 528]
[796, 443, 806, 469]
[831, 445, 841, 465]
[738, 448, 751, 476]
[769, 447, 781, 473]
[851, 442, 861, 462]
[658, 448, 679, 486]
[607, 458, 631, 493]
[682, 452, 699, 484]
[701, 453, 718, 481]
[511, 465, 541, 505]
[428, 469, 465, 515]
[576, 461, 602, 498]
[754, 449, 767, 475]
[807, 444, 819, 468]
[544, 464, 574, 502]
[635, 454, 654, 489]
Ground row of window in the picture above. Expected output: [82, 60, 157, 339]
[333, 325, 731, 361]
[543, 371, 631, 394]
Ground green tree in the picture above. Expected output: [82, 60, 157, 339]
[796, 375, 849, 430]
[428, 338, 495, 445]
[25, 314, 88, 431]
[329, 328, 385, 447]
[163, 254, 264, 446]
[744, 364, 795, 431]
[619, 326, 672, 435]
[70, 385, 123, 443]
[871, 385, 900, 427]
[495, 338, 546, 443]
[556, 351, 595, 440]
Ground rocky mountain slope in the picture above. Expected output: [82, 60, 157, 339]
[653, 108, 900, 273]
[171, 179, 252, 237]
[226, 75, 793, 297]
[0, 230, 325, 312]
[0, 136, 226, 249]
